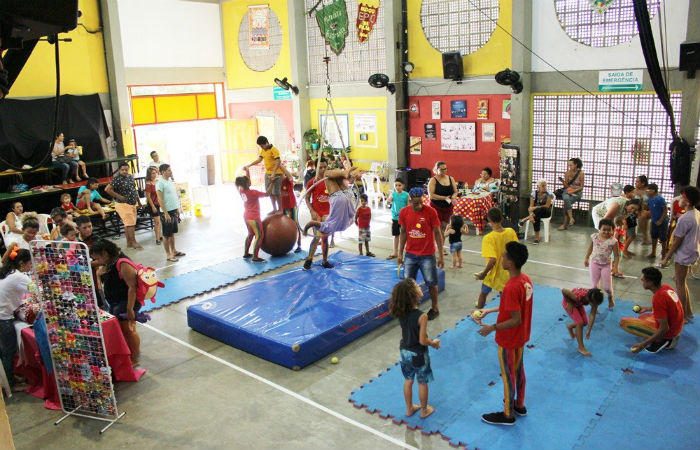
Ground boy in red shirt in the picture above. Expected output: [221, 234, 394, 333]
[398, 187, 444, 320]
[620, 266, 684, 353]
[478, 241, 533, 426]
[355, 194, 374, 256]
[235, 168, 268, 262]
[280, 167, 302, 253]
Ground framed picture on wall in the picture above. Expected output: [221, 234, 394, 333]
[431, 101, 441, 119]
[320, 113, 350, 149]
[424, 123, 437, 140]
[482, 122, 495, 142]
[477, 99, 489, 119]
[450, 100, 467, 118]
[409, 136, 422, 155]
[441, 122, 476, 151]
[409, 101, 420, 118]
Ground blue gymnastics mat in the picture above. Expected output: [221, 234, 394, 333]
[349, 284, 700, 450]
[142, 250, 310, 312]
[187, 251, 446, 369]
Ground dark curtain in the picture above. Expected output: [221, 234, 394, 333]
[0, 93, 110, 170]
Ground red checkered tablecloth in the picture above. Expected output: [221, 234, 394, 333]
[423, 193, 494, 234]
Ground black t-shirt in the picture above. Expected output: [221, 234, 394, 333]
[399, 309, 427, 354]
[110, 174, 139, 204]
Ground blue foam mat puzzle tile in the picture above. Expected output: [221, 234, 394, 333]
[187, 251, 445, 369]
[349, 284, 700, 450]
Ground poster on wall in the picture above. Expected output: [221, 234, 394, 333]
[409, 101, 420, 118]
[315, 0, 349, 55]
[431, 101, 441, 120]
[424, 123, 437, 140]
[409, 136, 422, 155]
[353, 114, 378, 148]
[357, 0, 380, 43]
[441, 122, 476, 151]
[248, 5, 270, 49]
[477, 99, 489, 119]
[482, 122, 495, 142]
[502, 99, 511, 119]
[320, 113, 350, 149]
[450, 100, 467, 118]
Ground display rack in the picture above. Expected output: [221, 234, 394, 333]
[30, 241, 125, 434]
[498, 143, 521, 232]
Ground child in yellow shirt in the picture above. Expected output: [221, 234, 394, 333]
[474, 208, 518, 308]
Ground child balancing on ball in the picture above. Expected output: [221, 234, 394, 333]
[389, 278, 441, 419]
[235, 167, 268, 262]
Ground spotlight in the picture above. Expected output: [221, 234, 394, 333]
[274, 77, 299, 95]
[495, 68, 524, 94]
[368, 73, 396, 95]
[403, 61, 415, 74]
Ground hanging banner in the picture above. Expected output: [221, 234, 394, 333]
[316, 0, 349, 55]
[591, 0, 616, 14]
[357, 0, 380, 43]
[248, 5, 270, 49]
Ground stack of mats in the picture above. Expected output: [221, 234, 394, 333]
[349, 284, 700, 450]
[187, 251, 446, 369]
[142, 250, 310, 312]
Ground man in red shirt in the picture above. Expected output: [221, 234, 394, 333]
[620, 266, 684, 353]
[398, 187, 444, 320]
[478, 241, 533, 426]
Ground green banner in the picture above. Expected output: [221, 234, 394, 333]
[316, 0, 349, 55]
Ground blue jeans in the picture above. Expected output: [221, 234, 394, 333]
[51, 160, 78, 181]
[404, 252, 438, 287]
[562, 191, 582, 212]
[0, 319, 17, 385]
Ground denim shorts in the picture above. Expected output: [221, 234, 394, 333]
[481, 283, 493, 294]
[399, 348, 434, 384]
[404, 252, 438, 287]
[449, 241, 462, 254]
[651, 220, 669, 241]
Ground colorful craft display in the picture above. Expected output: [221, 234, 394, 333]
[30, 241, 120, 419]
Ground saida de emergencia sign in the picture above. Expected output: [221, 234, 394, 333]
[598, 69, 643, 92]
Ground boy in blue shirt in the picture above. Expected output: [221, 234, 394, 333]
[386, 178, 409, 259]
[646, 183, 668, 262]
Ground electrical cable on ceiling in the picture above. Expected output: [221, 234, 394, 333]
[78, 23, 103, 34]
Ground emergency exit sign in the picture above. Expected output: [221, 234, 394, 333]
[598, 70, 643, 92]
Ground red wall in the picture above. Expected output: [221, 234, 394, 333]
[228, 100, 295, 147]
[408, 94, 511, 184]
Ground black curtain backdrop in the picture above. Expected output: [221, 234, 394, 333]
[0, 93, 110, 170]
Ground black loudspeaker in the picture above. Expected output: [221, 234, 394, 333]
[442, 51, 463, 81]
[679, 41, 700, 72]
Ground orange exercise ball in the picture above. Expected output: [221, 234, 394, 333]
[261, 214, 298, 256]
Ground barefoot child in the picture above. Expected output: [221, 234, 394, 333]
[562, 287, 604, 356]
[389, 278, 441, 419]
[280, 166, 302, 252]
[355, 194, 374, 256]
[444, 214, 468, 268]
[76, 187, 107, 219]
[613, 216, 625, 278]
[584, 218, 618, 309]
[386, 178, 409, 260]
[475, 208, 518, 308]
[646, 183, 669, 262]
[60, 193, 77, 217]
[235, 168, 268, 262]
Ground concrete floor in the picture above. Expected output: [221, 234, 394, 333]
[6, 184, 699, 450]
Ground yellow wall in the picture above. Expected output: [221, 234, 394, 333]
[8, 0, 109, 98]
[407, 0, 512, 78]
[309, 96, 387, 172]
[221, 0, 291, 90]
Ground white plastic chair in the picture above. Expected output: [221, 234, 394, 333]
[37, 214, 54, 236]
[523, 203, 554, 243]
[0, 221, 10, 248]
[361, 173, 385, 209]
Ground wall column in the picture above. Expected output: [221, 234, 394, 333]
[679, 0, 700, 187]
[289, 1, 311, 164]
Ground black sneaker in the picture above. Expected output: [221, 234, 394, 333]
[481, 411, 515, 426]
[427, 308, 440, 320]
[321, 261, 334, 269]
[514, 405, 527, 416]
[645, 339, 671, 353]
[303, 259, 312, 271]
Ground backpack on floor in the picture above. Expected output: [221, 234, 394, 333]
[116, 258, 165, 305]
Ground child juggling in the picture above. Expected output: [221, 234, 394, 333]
[386, 178, 409, 260]
[562, 287, 604, 356]
[355, 194, 375, 257]
[585, 218, 618, 309]
[235, 168, 268, 262]
[444, 214, 469, 268]
[389, 278, 441, 419]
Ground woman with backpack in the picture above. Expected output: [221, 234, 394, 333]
[91, 239, 142, 365]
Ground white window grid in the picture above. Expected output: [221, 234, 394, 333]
[531, 93, 682, 210]
[420, 0, 499, 55]
[305, 0, 387, 85]
[554, 0, 661, 47]
[238, 10, 284, 72]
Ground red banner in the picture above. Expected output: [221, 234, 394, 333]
[357, 0, 380, 43]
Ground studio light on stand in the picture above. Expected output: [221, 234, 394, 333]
[368, 73, 396, 94]
[274, 77, 299, 95]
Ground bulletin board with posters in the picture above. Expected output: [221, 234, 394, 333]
[440, 122, 476, 151]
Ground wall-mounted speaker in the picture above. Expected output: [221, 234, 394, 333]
[442, 51, 463, 81]
[679, 41, 700, 72]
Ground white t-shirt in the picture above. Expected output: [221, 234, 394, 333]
[0, 271, 30, 320]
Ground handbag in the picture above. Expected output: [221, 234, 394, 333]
[555, 170, 581, 199]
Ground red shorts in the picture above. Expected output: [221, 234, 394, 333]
[430, 202, 453, 224]
[563, 298, 588, 326]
